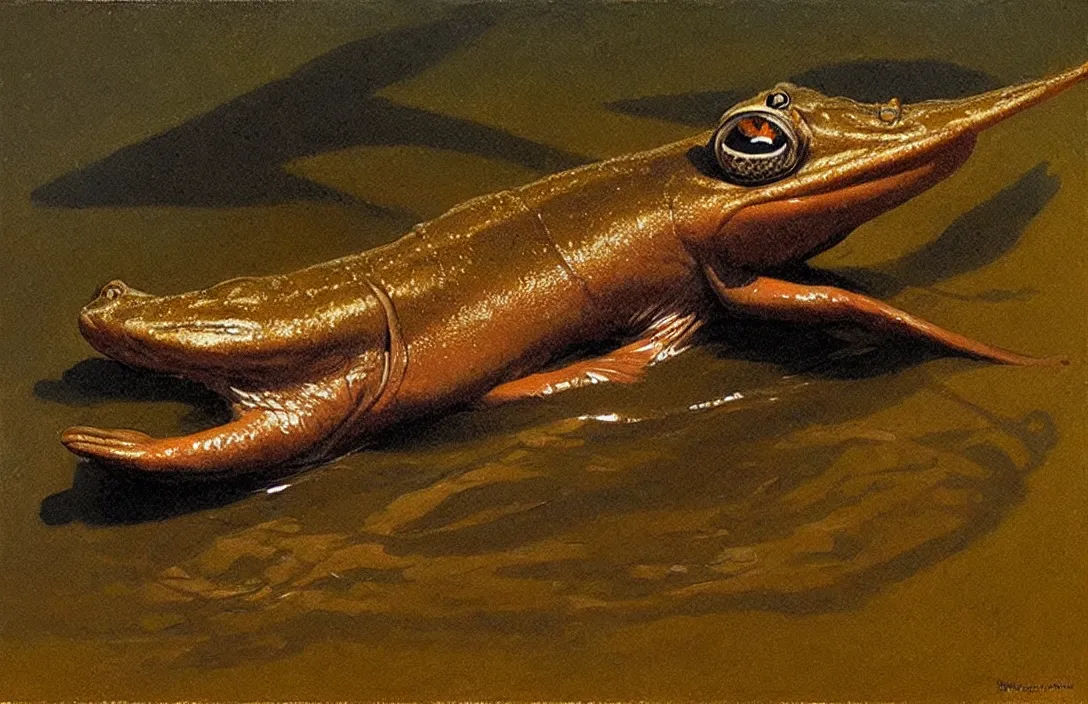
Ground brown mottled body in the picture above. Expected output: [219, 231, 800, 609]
[63, 61, 1088, 475]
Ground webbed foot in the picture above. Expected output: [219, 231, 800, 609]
[61, 426, 157, 464]
[61, 407, 338, 475]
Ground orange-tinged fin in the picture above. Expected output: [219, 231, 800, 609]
[480, 313, 701, 406]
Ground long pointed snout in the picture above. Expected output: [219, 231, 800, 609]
[708, 59, 1087, 269]
[911, 60, 1088, 136]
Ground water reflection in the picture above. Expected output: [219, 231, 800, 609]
[825, 162, 1059, 300]
[35, 358, 231, 432]
[39, 462, 270, 526]
[100, 377, 1053, 668]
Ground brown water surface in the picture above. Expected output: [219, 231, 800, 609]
[1, 2, 1085, 700]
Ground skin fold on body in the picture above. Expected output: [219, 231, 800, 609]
[61, 60, 1088, 476]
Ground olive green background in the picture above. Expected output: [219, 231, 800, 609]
[1, 1, 1084, 700]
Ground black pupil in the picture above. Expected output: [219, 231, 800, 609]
[724, 117, 787, 155]
[766, 92, 790, 109]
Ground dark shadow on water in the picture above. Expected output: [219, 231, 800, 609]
[36, 357, 216, 406]
[750, 162, 1057, 310]
[34, 357, 232, 433]
[705, 317, 941, 379]
[835, 162, 1059, 299]
[790, 58, 1001, 102]
[32, 5, 587, 211]
[34, 358, 292, 524]
[39, 461, 278, 526]
[608, 89, 746, 127]
[607, 58, 1001, 126]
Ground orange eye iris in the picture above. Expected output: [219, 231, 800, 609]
[736, 117, 780, 143]
[720, 113, 790, 157]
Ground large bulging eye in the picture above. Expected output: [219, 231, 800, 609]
[711, 110, 805, 186]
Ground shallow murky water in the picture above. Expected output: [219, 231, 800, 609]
[1, 2, 1085, 700]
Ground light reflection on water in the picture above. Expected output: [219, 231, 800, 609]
[33, 352, 1058, 669]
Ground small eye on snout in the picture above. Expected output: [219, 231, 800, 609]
[878, 97, 902, 124]
[97, 280, 128, 302]
[765, 91, 791, 110]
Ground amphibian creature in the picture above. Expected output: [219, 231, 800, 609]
[63, 62, 1087, 475]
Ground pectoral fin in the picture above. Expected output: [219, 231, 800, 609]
[60, 402, 344, 475]
[705, 267, 1062, 366]
[59, 356, 388, 475]
[481, 312, 701, 405]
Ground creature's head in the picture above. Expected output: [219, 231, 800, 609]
[680, 61, 1088, 270]
[77, 275, 354, 385]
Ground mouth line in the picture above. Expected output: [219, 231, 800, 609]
[795, 135, 976, 201]
[82, 318, 158, 371]
[145, 319, 262, 335]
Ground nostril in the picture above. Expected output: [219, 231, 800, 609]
[98, 279, 128, 302]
